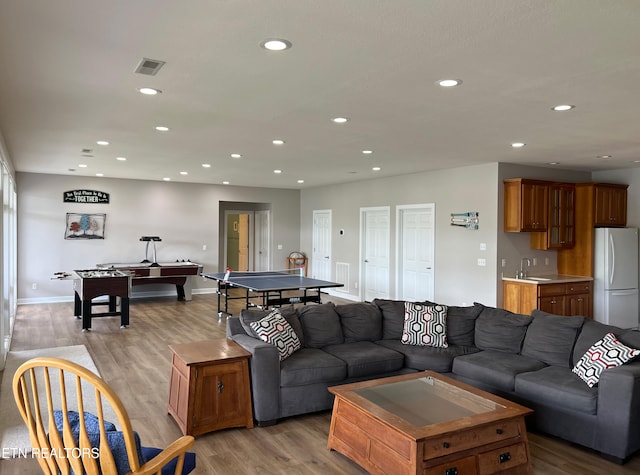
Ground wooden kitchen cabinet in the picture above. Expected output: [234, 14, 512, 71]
[593, 183, 627, 227]
[504, 179, 549, 232]
[168, 339, 253, 436]
[558, 183, 628, 277]
[531, 183, 575, 250]
[502, 280, 592, 318]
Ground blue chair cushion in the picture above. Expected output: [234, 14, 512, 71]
[53, 411, 196, 474]
[141, 446, 197, 475]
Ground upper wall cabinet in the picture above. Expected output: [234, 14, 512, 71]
[504, 178, 549, 232]
[592, 183, 627, 227]
[530, 183, 575, 250]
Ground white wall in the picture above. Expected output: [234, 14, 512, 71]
[17, 173, 300, 302]
[301, 163, 501, 307]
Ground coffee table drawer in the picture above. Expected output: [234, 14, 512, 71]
[424, 420, 521, 459]
[477, 442, 528, 474]
[425, 455, 477, 475]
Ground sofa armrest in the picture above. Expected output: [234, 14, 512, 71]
[229, 333, 282, 424]
[226, 315, 248, 338]
[596, 360, 640, 460]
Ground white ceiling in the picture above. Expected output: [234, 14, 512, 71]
[1, 0, 640, 189]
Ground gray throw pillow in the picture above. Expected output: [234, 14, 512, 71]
[298, 303, 344, 348]
[372, 299, 405, 340]
[521, 310, 584, 367]
[446, 303, 483, 347]
[474, 304, 532, 354]
[335, 302, 383, 343]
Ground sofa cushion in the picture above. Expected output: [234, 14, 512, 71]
[515, 366, 598, 414]
[620, 329, 640, 349]
[250, 309, 302, 361]
[521, 310, 584, 367]
[373, 299, 407, 340]
[323, 341, 404, 378]
[446, 304, 483, 347]
[280, 348, 347, 387]
[474, 305, 532, 354]
[377, 339, 479, 373]
[402, 302, 448, 348]
[572, 332, 640, 388]
[335, 302, 383, 343]
[298, 303, 344, 348]
[572, 319, 625, 367]
[240, 306, 304, 347]
[452, 350, 547, 392]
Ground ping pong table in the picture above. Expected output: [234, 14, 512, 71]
[201, 270, 344, 317]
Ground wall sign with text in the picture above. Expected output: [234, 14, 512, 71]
[63, 190, 110, 204]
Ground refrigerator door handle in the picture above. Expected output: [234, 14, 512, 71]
[609, 233, 615, 286]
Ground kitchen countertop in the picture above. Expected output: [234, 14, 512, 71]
[502, 274, 593, 284]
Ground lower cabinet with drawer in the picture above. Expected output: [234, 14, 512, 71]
[503, 279, 592, 318]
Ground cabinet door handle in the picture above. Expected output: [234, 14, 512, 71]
[499, 452, 511, 464]
[218, 381, 224, 393]
[445, 468, 458, 475]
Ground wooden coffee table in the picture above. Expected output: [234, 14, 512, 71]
[327, 371, 533, 475]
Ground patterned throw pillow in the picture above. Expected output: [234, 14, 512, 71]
[401, 302, 448, 348]
[250, 309, 302, 361]
[572, 332, 640, 388]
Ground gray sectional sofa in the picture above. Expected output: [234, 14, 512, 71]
[226, 299, 640, 463]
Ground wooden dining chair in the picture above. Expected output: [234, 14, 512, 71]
[12, 356, 196, 475]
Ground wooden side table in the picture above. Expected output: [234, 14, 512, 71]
[167, 338, 253, 436]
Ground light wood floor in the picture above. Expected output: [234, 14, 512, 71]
[1, 293, 639, 474]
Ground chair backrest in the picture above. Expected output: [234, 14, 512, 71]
[13, 356, 151, 474]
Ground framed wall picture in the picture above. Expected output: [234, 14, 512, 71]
[65, 213, 106, 239]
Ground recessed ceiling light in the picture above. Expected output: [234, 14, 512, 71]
[78, 164, 87, 168]
[372, 167, 381, 171]
[362, 150, 373, 155]
[548, 162, 560, 165]
[597, 155, 612, 159]
[272, 139, 285, 145]
[163, 177, 171, 181]
[260, 39, 292, 51]
[138, 87, 161, 95]
[511, 142, 526, 148]
[155, 126, 170, 132]
[116, 156, 127, 161]
[331, 117, 349, 124]
[552, 104, 575, 111]
[274, 169, 282, 174]
[297, 179, 305, 184]
[437, 79, 462, 87]
[231, 153, 242, 159]
[222, 181, 230, 185]
[96, 140, 109, 146]
[180, 171, 188, 175]
[95, 173, 104, 177]
[202, 163, 211, 168]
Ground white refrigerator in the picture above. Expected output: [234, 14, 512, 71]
[593, 227, 639, 329]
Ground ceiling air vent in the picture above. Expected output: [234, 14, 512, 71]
[134, 58, 166, 76]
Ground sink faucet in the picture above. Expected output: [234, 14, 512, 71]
[517, 258, 532, 279]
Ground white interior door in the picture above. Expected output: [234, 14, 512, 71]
[397, 204, 435, 301]
[361, 207, 390, 301]
[255, 210, 270, 271]
[312, 210, 332, 281]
